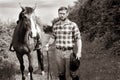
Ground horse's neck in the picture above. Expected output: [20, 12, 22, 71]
[17, 20, 29, 42]
[12, 22, 26, 44]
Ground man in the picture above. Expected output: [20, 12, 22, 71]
[45, 6, 82, 80]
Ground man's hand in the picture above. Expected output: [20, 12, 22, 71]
[76, 52, 81, 60]
[44, 44, 49, 51]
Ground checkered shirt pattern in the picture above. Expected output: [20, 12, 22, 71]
[52, 19, 81, 48]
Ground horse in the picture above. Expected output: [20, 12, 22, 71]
[9, 6, 44, 80]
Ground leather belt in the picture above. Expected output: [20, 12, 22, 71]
[56, 47, 73, 51]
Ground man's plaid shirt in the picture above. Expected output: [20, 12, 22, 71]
[52, 19, 81, 48]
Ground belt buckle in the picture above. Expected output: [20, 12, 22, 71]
[68, 47, 71, 50]
[61, 47, 66, 51]
[56, 47, 71, 51]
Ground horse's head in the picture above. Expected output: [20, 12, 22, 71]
[18, 6, 37, 38]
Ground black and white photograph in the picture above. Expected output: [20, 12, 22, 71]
[0, 0, 120, 80]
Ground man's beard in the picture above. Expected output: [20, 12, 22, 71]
[59, 17, 67, 21]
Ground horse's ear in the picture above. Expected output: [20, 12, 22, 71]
[21, 6, 25, 10]
[19, 2, 24, 10]
[33, 3, 37, 11]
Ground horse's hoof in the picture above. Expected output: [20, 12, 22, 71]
[30, 77, 33, 80]
[22, 76, 25, 80]
[27, 72, 30, 76]
[41, 71, 45, 76]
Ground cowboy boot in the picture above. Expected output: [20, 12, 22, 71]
[72, 76, 79, 80]
[58, 74, 66, 80]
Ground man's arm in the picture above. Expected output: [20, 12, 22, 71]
[76, 38, 82, 60]
[45, 37, 55, 51]
[72, 22, 82, 59]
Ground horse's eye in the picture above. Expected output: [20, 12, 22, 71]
[21, 14, 27, 19]
[22, 10, 28, 15]
[24, 16, 27, 19]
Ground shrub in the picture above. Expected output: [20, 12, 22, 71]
[0, 60, 16, 80]
[68, 0, 120, 55]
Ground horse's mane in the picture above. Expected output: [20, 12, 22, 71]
[17, 19, 28, 43]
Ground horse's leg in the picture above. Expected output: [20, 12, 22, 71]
[27, 53, 33, 80]
[37, 49, 44, 74]
[16, 53, 25, 80]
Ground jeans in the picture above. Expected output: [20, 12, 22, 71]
[55, 49, 80, 80]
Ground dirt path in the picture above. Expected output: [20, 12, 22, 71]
[15, 73, 46, 80]
[6, 43, 118, 80]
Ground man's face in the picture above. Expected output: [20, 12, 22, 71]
[58, 10, 68, 21]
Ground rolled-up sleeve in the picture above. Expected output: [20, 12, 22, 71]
[72, 23, 81, 41]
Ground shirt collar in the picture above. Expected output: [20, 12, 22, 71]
[56, 19, 71, 25]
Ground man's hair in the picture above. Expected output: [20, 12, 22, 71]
[58, 6, 68, 12]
